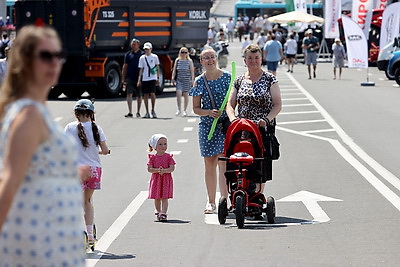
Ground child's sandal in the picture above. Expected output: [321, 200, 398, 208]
[159, 213, 167, 221]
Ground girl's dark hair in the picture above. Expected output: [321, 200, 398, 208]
[75, 110, 100, 148]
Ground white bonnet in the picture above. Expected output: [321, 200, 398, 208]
[148, 134, 167, 149]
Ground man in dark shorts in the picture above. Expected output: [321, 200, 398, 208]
[138, 42, 160, 119]
[302, 29, 320, 79]
[122, 38, 144, 118]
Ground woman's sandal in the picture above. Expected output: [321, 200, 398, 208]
[204, 203, 216, 214]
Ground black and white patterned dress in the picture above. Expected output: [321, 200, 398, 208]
[176, 59, 192, 92]
[234, 71, 278, 122]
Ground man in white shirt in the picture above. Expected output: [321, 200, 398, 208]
[138, 42, 160, 118]
[226, 17, 235, 42]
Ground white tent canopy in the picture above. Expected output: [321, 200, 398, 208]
[267, 11, 324, 24]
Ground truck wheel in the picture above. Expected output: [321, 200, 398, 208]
[99, 60, 122, 97]
[62, 87, 86, 99]
[395, 67, 400, 86]
[48, 86, 63, 99]
[155, 64, 165, 95]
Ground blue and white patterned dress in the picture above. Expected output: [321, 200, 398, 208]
[0, 99, 85, 267]
[190, 71, 231, 157]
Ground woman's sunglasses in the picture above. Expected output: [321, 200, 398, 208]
[37, 50, 66, 63]
[180, 51, 188, 54]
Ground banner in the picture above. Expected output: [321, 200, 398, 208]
[351, 0, 374, 39]
[342, 15, 368, 69]
[379, 2, 400, 50]
[294, 0, 307, 13]
[324, 0, 341, 38]
[286, 0, 295, 12]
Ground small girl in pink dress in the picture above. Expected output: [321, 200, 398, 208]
[147, 134, 176, 221]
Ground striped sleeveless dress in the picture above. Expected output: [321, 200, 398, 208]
[176, 59, 192, 92]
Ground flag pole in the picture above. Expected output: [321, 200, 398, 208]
[361, 67, 375, 86]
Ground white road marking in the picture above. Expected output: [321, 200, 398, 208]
[301, 128, 335, 134]
[278, 191, 342, 223]
[281, 93, 305, 96]
[187, 118, 197, 123]
[282, 97, 309, 101]
[183, 127, 194, 131]
[54, 117, 63, 122]
[284, 73, 400, 212]
[282, 103, 314, 107]
[280, 110, 320, 115]
[170, 151, 182, 155]
[279, 119, 327, 125]
[86, 191, 148, 266]
[177, 139, 189, 143]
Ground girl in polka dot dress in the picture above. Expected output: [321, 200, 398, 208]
[64, 99, 109, 245]
[147, 134, 175, 221]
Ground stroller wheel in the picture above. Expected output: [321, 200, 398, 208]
[266, 196, 276, 224]
[235, 195, 245, 229]
[218, 196, 228, 224]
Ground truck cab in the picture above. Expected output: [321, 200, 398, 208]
[14, 0, 213, 98]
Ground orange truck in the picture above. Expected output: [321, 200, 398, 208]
[14, 0, 213, 98]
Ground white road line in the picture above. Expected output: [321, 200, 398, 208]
[86, 191, 148, 267]
[170, 151, 182, 155]
[282, 97, 309, 101]
[187, 118, 197, 123]
[301, 128, 336, 134]
[285, 73, 400, 211]
[280, 89, 300, 92]
[177, 139, 189, 143]
[279, 119, 327, 125]
[183, 127, 193, 131]
[54, 117, 62, 122]
[280, 110, 320, 115]
[282, 103, 314, 107]
[281, 93, 305, 96]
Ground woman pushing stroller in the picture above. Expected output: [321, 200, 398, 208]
[226, 44, 282, 187]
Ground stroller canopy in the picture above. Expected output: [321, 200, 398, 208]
[224, 119, 264, 156]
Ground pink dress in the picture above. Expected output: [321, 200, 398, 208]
[147, 153, 175, 199]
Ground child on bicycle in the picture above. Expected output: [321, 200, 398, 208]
[64, 99, 109, 244]
[147, 134, 175, 221]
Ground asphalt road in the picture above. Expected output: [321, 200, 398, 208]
[45, 2, 400, 265]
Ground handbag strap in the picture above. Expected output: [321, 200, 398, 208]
[202, 74, 216, 109]
[144, 56, 152, 77]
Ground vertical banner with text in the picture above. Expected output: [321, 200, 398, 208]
[379, 2, 400, 50]
[324, 0, 341, 39]
[351, 0, 374, 40]
[342, 15, 368, 69]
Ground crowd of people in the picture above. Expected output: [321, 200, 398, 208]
[0, 13, 346, 263]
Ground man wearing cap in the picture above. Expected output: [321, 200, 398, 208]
[122, 38, 144, 118]
[302, 29, 320, 79]
[138, 42, 160, 119]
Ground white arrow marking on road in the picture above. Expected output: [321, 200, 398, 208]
[278, 191, 342, 223]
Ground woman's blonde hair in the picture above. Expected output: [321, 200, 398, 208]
[200, 48, 217, 60]
[0, 25, 60, 118]
[243, 44, 262, 58]
[178, 47, 189, 60]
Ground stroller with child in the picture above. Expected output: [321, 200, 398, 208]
[218, 119, 276, 228]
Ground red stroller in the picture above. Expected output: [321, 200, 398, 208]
[218, 119, 275, 228]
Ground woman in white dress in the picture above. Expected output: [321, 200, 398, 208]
[0, 25, 86, 266]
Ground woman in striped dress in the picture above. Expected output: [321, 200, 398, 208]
[172, 47, 194, 116]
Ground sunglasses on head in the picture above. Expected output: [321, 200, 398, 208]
[37, 50, 66, 63]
